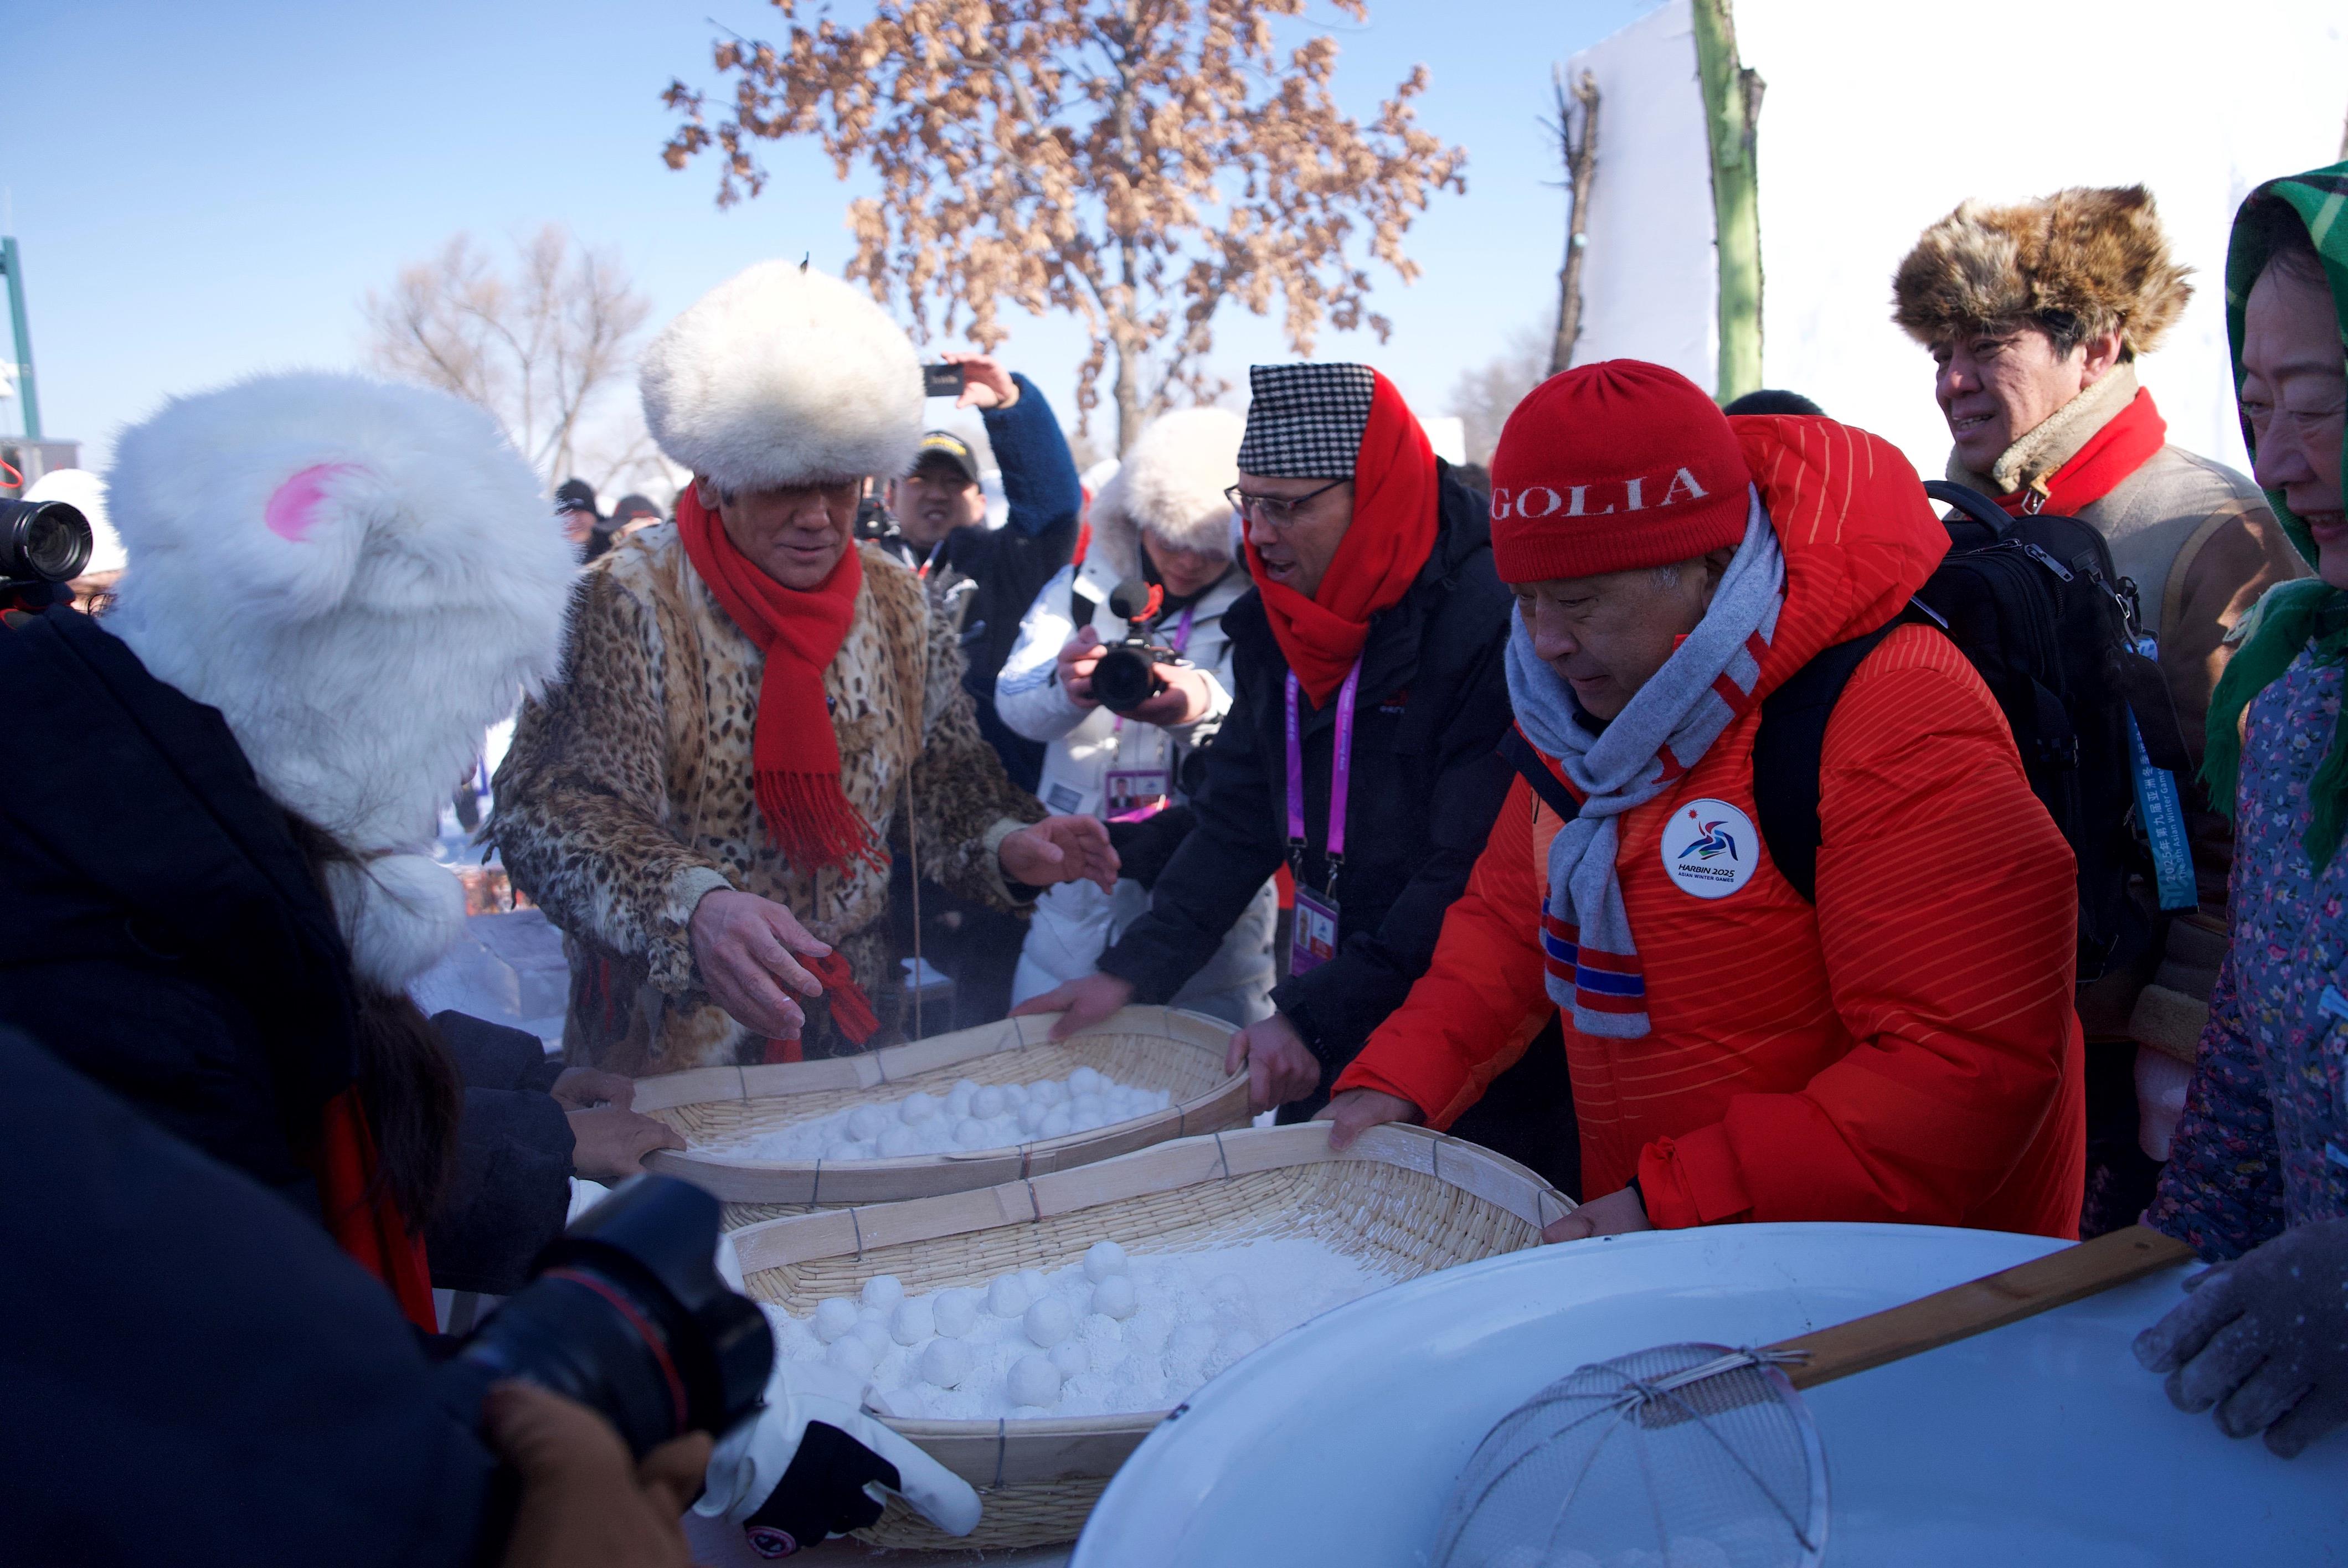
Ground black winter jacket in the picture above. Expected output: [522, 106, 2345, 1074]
[1097, 466, 1517, 1087]
[0, 607, 573, 1286]
[2, 1025, 493, 1567]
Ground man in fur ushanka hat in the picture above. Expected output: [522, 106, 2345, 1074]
[1894, 185, 2310, 1235]
[494, 262, 1117, 1071]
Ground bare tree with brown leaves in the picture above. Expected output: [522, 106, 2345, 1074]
[363, 225, 655, 489]
[661, 1, 1466, 453]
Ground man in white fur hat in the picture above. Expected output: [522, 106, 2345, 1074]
[495, 261, 1118, 1072]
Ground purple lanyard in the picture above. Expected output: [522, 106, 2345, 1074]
[1285, 658, 1362, 896]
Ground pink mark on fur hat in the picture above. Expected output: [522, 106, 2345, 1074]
[265, 463, 364, 542]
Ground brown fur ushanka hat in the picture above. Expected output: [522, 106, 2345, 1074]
[1891, 184, 2193, 358]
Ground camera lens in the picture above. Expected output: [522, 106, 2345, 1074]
[1091, 647, 1162, 714]
[439, 1177, 773, 1459]
[0, 499, 95, 584]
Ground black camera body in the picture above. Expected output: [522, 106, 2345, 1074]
[437, 1175, 773, 1461]
[1090, 577, 1180, 715]
[1, 497, 95, 612]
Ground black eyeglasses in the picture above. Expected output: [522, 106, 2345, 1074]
[1224, 477, 1348, 526]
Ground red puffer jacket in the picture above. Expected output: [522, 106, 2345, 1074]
[1334, 417, 2086, 1239]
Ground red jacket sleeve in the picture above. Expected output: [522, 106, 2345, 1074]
[1332, 776, 1555, 1126]
[1639, 628, 2079, 1229]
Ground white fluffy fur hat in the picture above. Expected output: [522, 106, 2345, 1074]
[640, 261, 923, 493]
[1085, 407, 1244, 580]
[104, 372, 576, 990]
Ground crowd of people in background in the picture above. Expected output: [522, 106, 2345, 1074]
[4, 156, 2346, 1564]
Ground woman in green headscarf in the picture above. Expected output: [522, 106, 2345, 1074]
[2136, 163, 2348, 1459]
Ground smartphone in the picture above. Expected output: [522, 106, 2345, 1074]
[923, 362, 966, 398]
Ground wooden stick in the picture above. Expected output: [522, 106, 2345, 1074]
[1771, 1224, 2195, 1390]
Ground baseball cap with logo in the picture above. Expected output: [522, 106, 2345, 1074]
[1486, 360, 1750, 584]
[912, 430, 981, 486]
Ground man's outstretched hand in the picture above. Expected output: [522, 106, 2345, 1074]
[1314, 1087, 1422, 1150]
[999, 815, 1119, 894]
[1010, 972, 1135, 1041]
[1541, 1185, 1652, 1244]
[690, 888, 830, 1039]
[1228, 1013, 1321, 1115]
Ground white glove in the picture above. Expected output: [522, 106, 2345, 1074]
[693, 1356, 982, 1557]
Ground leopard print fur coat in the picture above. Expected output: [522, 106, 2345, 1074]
[491, 524, 1042, 1072]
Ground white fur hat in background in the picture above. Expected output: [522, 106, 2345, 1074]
[103, 372, 576, 989]
[1089, 407, 1245, 572]
[640, 261, 923, 494]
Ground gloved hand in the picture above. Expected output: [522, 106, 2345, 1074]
[2134, 1216, 2348, 1457]
[693, 1356, 982, 1557]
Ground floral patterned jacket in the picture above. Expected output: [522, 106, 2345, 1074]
[2150, 647, 2348, 1258]
[491, 527, 1042, 1072]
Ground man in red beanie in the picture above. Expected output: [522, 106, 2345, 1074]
[1323, 360, 2087, 1241]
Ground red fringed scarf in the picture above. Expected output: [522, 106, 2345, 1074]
[677, 489, 885, 877]
[1245, 372, 1440, 706]
[1996, 386, 2169, 518]
[318, 1088, 436, 1332]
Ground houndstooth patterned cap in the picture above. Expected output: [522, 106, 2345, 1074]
[1237, 363, 1378, 478]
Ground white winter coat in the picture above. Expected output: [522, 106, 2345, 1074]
[995, 545, 1276, 1027]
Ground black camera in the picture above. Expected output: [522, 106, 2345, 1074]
[1, 497, 94, 601]
[1090, 577, 1181, 715]
[437, 1175, 773, 1461]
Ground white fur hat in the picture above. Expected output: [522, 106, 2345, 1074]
[104, 372, 576, 989]
[640, 261, 923, 493]
[1085, 408, 1244, 579]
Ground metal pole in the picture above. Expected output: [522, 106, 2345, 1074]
[2, 238, 41, 440]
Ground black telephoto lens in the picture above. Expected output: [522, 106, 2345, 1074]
[439, 1176, 773, 1459]
[1090, 646, 1162, 714]
[0, 499, 95, 585]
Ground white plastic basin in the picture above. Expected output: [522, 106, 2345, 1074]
[1073, 1223, 2347, 1566]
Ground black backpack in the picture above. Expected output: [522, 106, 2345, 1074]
[1497, 479, 2193, 984]
[1752, 479, 2192, 982]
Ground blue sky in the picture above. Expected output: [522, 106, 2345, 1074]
[6, 0, 1659, 469]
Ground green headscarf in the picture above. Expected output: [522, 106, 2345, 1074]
[2201, 160, 2348, 866]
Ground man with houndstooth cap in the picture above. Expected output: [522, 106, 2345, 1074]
[1015, 362, 1572, 1183]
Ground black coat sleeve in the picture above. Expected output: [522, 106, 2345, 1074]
[1, 1027, 493, 1568]
[1271, 636, 1516, 1069]
[1096, 674, 1287, 1003]
[427, 1012, 575, 1295]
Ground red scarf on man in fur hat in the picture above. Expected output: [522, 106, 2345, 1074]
[1244, 373, 1439, 706]
[677, 489, 885, 878]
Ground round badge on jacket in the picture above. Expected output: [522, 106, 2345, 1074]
[1660, 798, 1758, 899]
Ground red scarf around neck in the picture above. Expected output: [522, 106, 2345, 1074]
[677, 488, 884, 877]
[1244, 372, 1440, 706]
[1996, 385, 2168, 518]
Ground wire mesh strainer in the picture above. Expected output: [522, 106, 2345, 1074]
[1432, 1342, 1826, 1568]
[1429, 1224, 2197, 1568]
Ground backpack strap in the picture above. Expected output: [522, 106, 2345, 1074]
[1752, 610, 1919, 903]
[1497, 725, 1582, 825]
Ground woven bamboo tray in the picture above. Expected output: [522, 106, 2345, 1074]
[634, 1007, 1247, 1220]
[728, 1121, 1575, 1550]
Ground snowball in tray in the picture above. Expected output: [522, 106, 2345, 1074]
[921, 1338, 971, 1389]
[828, 1334, 876, 1376]
[1049, 1338, 1090, 1379]
[861, 1274, 905, 1312]
[1017, 1267, 1049, 1301]
[890, 1297, 934, 1345]
[1023, 1296, 1074, 1348]
[1007, 1354, 1062, 1409]
[1068, 1065, 1105, 1095]
[711, 1068, 1171, 1162]
[986, 1273, 1031, 1317]
[1084, 1241, 1129, 1282]
[813, 1297, 861, 1344]
[1091, 1274, 1138, 1320]
[933, 1288, 979, 1338]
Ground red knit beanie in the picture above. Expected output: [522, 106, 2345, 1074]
[1487, 360, 1752, 583]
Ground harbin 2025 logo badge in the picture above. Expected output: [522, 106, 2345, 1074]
[1661, 798, 1757, 900]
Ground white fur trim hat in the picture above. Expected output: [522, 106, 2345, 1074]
[640, 261, 923, 493]
[103, 372, 576, 988]
[1089, 408, 1244, 575]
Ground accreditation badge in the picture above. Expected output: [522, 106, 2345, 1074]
[1290, 886, 1340, 974]
[1660, 798, 1758, 900]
